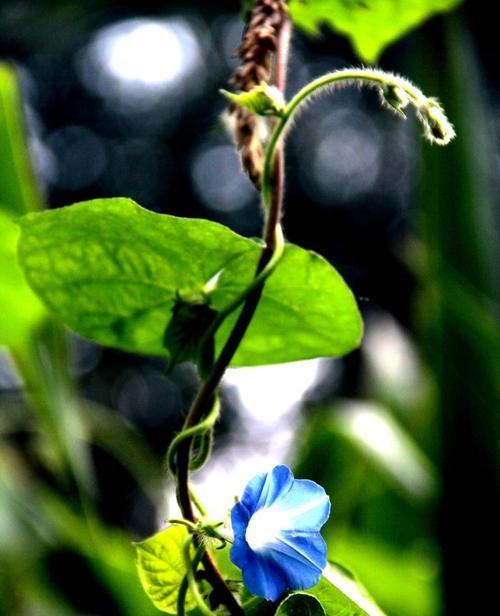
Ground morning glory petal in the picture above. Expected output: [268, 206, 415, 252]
[242, 550, 288, 601]
[270, 530, 327, 574]
[267, 536, 325, 591]
[230, 535, 254, 572]
[231, 499, 252, 537]
[238, 471, 268, 517]
[272, 478, 330, 530]
[255, 465, 294, 510]
[231, 536, 287, 600]
[230, 465, 331, 601]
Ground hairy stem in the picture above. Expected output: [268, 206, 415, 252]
[262, 66, 453, 206]
[173, 10, 291, 616]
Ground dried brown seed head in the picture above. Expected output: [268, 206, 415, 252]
[227, 0, 288, 188]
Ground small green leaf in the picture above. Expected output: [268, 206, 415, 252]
[134, 525, 197, 614]
[276, 592, 326, 615]
[18, 198, 256, 357]
[220, 83, 286, 116]
[0, 63, 43, 215]
[289, 0, 463, 63]
[212, 244, 363, 366]
[163, 296, 219, 375]
[0, 210, 46, 347]
[308, 562, 386, 616]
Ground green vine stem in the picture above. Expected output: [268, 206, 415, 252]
[171, 10, 292, 616]
[178, 538, 210, 616]
[205, 223, 285, 335]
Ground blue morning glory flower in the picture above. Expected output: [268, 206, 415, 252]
[229, 465, 331, 601]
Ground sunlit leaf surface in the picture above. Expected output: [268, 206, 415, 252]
[19, 198, 362, 365]
[18, 198, 256, 357]
[135, 526, 197, 614]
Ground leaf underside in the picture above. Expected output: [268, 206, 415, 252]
[288, 0, 463, 63]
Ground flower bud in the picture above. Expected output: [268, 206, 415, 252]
[418, 98, 456, 145]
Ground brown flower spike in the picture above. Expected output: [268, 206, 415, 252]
[229, 0, 288, 188]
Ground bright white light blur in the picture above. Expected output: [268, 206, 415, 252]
[224, 359, 322, 423]
[348, 406, 399, 457]
[300, 109, 381, 204]
[336, 401, 436, 499]
[99, 21, 189, 85]
[363, 312, 425, 408]
[81, 18, 202, 106]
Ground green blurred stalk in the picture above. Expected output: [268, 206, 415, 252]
[0, 63, 44, 215]
[1, 64, 93, 491]
[416, 14, 499, 614]
[13, 321, 93, 492]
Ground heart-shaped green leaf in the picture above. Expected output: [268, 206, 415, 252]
[18, 198, 362, 366]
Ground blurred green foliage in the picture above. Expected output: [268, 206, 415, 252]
[290, 0, 463, 63]
[0, 211, 45, 347]
[0, 64, 43, 215]
[294, 396, 441, 616]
